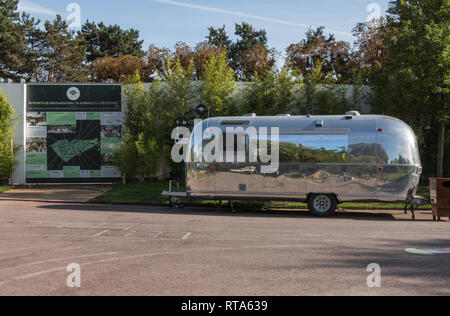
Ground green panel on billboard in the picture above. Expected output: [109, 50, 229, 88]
[26, 153, 47, 166]
[51, 139, 97, 163]
[47, 112, 77, 126]
[101, 137, 121, 144]
[89, 170, 102, 178]
[86, 112, 101, 120]
[101, 138, 121, 153]
[26, 171, 51, 179]
[63, 166, 81, 178]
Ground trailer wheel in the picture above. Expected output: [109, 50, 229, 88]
[308, 194, 337, 217]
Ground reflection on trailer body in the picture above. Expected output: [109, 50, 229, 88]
[186, 114, 422, 204]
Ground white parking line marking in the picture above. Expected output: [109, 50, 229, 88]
[94, 230, 110, 237]
[90, 223, 107, 229]
[0, 252, 119, 273]
[0, 246, 84, 260]
[124, 231, 136, 238]
[123, 223, 140, 231]
[182, 233, 192, 240]
[15, 267, 66, 280]
[152, 232, 162, 239]
[25, 252, 119, 267]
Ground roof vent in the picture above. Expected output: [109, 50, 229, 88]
[315, 120, 324, 128]
[243, 113, 257, 117]
[345, 111, 361, 120]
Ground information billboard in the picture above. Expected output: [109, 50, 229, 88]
[26, 84, 123, 182]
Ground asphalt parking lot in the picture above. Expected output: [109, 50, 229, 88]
[0, 200, 449, 296]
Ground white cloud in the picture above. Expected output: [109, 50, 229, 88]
[17, 1, 58, 16]
[153, 0, 353, 38]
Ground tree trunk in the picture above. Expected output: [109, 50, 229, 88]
[437, 120, 445, 178]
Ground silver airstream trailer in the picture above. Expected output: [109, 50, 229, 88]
[165, 112, 422, 217]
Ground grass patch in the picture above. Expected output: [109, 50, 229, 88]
[89, 182, 210, 206]
[90, 182, 174, 205]
[0, 186, 12, 194]
[90, 181, 432, 210]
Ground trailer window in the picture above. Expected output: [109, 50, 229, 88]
[278, 133, 349, 163]
[348, 143, 380, 163]
[378, 132, 419, 165]
[223, 132, 248, 163]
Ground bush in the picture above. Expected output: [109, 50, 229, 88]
[0, 94, 15, 178]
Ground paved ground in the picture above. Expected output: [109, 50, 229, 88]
[0, 185, 109, 203]
[0, 200, 449, 296]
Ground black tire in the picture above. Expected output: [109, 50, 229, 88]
[308, 194, 337, 217]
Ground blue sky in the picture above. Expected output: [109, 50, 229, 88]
[17, 0, 391, 53]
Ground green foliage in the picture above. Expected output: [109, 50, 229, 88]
[117, 57, 195, 180]
[0, 94, 15, 178]
[241, 67, 298, 116]
[298, 60, 351, 115]
[80, 21, 144, 63]
[158, 56, 195, 126]
[200, 52, 237, 116]
[0, 186, 12, 193]
[115, 73, 159, 179]
[207, 22, 274, 81]
[286, 26, 353, 83]
[369, 0, 450, 178]
[206, 25, 232, 51]
[0, 0, 24, 79]
[19, 13, 45, 81]
[41, 15, 87, 82]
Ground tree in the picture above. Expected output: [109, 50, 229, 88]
[90, 55, 146, 83]
[0, 0, 24, 79]
[298, 60, 351, 115]
[286, 26, 353, 83]
[206, 25, 232, 51]
[232, 22, 274, 81]
[207, 22, 276, 81]
[193, 42, 227, 80]
[241, 67, 298, 116]
[19, 13, 45, 81]
[144, 45, 171, 81]
[41, 15, 87, 82]
[238, 45, 276, 81]
[200, 52, 236, 116]
[117, 73, 159, 180]
[352, 19, 390, 79]
[145, 42, 225, 81]
[173, 42, 195, 72]
[156, 56, 195, 180]
[0, 94, 15, 178]
[80, 21, 144, 63]
[370, 0, 449, 178]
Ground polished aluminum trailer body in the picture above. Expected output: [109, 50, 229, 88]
[186, 114, 422, 203]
